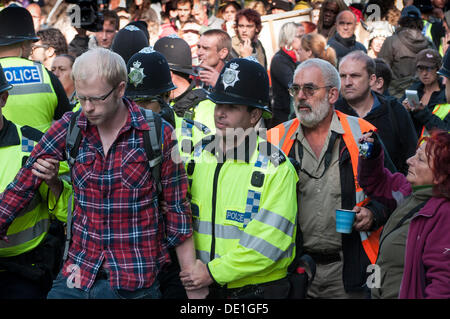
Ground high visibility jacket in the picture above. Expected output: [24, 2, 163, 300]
[187, 134, 298, 288]
[173, 97, 216, 161]
[0, 120, 71, 258]
[419, 103, 450, 140]
[423, 20, 444, 56]
[0, 57, 58, 132]
[267, 110, 381, 264]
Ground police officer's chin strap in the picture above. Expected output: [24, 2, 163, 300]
[156, 96, 176, 128]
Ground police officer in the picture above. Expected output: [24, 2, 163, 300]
[111, 24, 149, 65]
[126, 47, 177, 128]
[0, 64, 72, 299]
[179, 58, 299, 299]
[154, 35, 216, 135]
[0, 5, 71, 133]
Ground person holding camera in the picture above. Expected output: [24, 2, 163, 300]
[68, 10, 119, 57]
[358, 129, 450, 299]
[402, 48, 450, 140]
[335, 50, 418, 176]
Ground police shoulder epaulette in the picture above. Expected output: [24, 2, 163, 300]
[21, 125, 44, 143]
[258, 141, 286, 167]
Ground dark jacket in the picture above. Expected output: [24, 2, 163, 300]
[401, 78, 447, 137]
[327, 33, 366, 63]
[335, 91, 418, 175]
[269, 49, 297, 128]
[378, 28, 434, 99]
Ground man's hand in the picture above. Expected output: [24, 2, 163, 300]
[32, 158, 62, 197]
[198, 65, 220, 87]
[239, 38, 253, 58]
[353, 205, 374, 231]
[180, 259, 213, 291]
[186, 287, 209, 299]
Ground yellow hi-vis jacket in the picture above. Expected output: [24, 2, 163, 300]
[0, 120, 71, 258]
[187, 133, 298, 288]
[0, 57, 58, 132]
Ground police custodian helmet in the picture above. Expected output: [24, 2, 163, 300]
[0, 64, 13, 94]
[207, 58, 272, 119]
[0, 6, 39, 46]
[438, 47, 450, 79]
[153, 35, 195, 75]
[125, 47, 176, 99]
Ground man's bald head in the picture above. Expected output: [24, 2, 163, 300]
[336, 10, 357, 39]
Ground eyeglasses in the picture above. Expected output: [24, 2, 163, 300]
[77, 86, 117, 103]
[288, 83, 331, 98]
[416, 65, 437, 73]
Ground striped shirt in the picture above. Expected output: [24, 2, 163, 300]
[0, 99, 192, 291]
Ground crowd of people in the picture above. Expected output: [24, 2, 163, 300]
[0, 0, 448, 300]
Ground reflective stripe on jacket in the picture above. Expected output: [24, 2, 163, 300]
[187, 134, 298, 288]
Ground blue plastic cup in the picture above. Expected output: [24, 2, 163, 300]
[335, 209, 356, 234]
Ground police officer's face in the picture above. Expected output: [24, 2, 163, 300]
[214, 103, 261, 136]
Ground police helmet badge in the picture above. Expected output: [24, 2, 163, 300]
[222, 62, 240, 90]
[128, 60, 146, 87]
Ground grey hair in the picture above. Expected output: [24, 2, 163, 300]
[294, 58, 341, 91]
[278, 22, 302, 48]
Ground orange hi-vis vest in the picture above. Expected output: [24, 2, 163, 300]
[267, 110, 381, 264]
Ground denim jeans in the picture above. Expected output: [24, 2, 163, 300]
[47, 272, 161, 299]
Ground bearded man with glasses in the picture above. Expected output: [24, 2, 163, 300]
[268, 58, 395, 299]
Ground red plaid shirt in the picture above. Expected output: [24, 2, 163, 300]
[0, 99, 192, 291]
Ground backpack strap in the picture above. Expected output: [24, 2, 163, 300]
[63, 110, 81, 262]
[141, 108, 164, 194]
[65, 110, 82, 169]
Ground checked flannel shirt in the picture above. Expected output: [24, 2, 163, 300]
[0, 99, 192, 291]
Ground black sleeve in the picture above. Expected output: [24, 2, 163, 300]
[390, 100, 418, 174]
[365, 199, 393, 231]
[411, 107, 450, 133]
[48, 70, 72, 121]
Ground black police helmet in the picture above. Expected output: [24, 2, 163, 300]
[438, 48, 450, 79]
[111, 25, 149, 65]
[153, 35, 194, 75]
[0, 64, 13, 94]
[125, 47, 177, 99]
[0, 6, 39, 46]
[207, 58, 272, 119]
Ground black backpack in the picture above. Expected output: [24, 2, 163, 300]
[62, 108, 164, 261]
